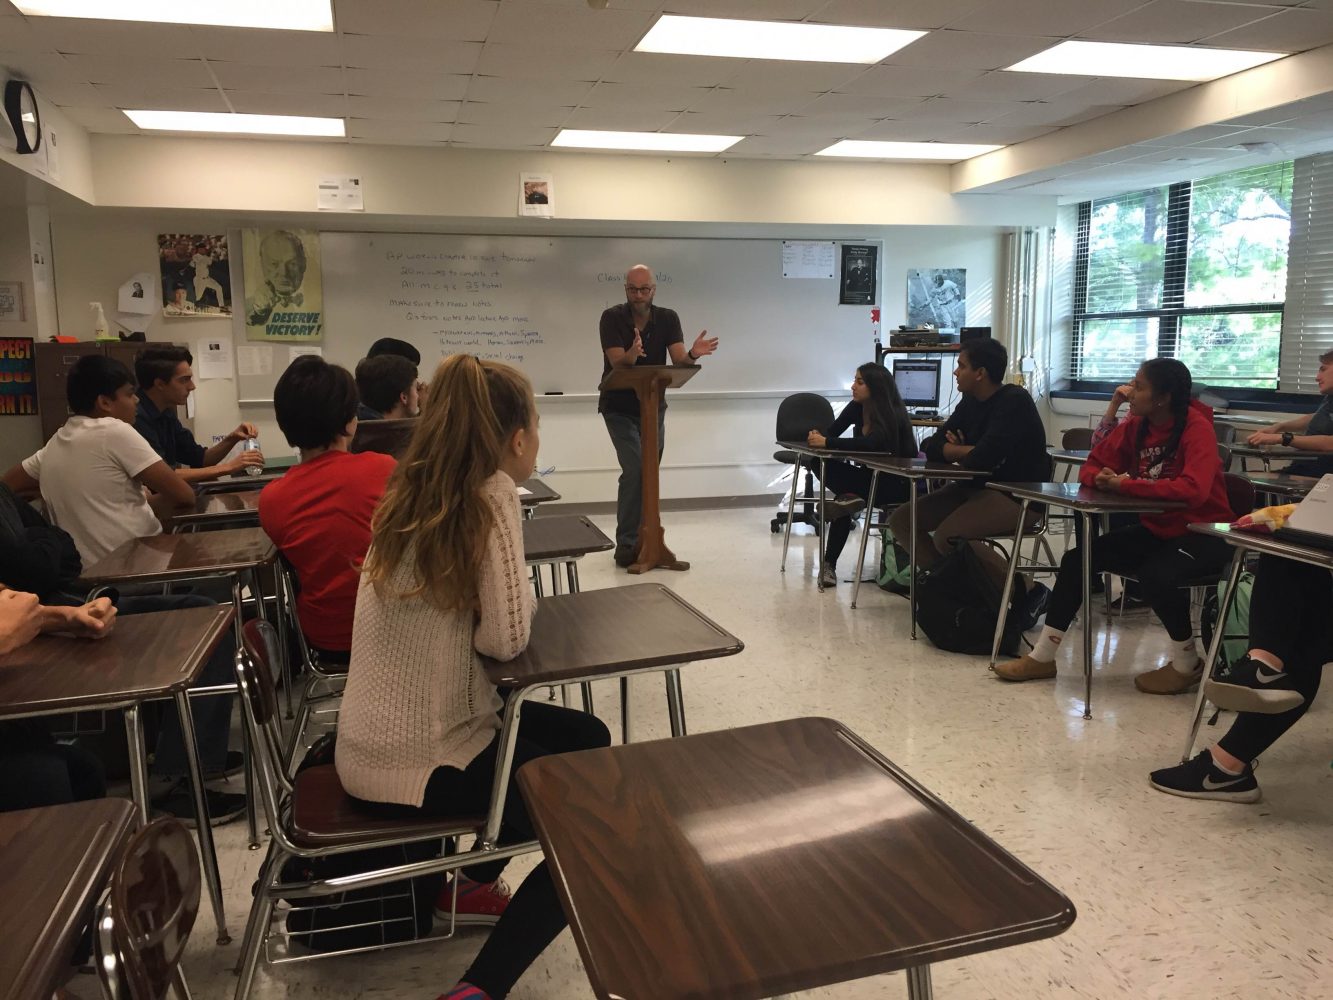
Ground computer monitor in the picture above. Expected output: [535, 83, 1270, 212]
[891, 358, 942, 409]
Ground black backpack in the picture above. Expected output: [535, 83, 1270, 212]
[914, 542, 1024, 657]
[278, 735, 445, 952]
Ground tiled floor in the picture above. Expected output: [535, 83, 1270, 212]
[134, 508, 1333, 999]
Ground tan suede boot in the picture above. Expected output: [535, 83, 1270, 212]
[1134, 660, 1203, 695]
[994, 654, 1057, 682]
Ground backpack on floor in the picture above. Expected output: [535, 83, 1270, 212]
[914, 542, 1023, 657]
[276, 734, 445, 952]
[877, 528, 911, 590]
[1200, 570, 1254, 673]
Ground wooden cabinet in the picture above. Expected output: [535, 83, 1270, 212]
[34, 342, 186, 443]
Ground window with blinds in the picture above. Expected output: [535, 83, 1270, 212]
[1281, 153, 1333, 394]
[1069, 161, 1293, 389]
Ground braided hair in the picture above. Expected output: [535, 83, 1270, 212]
[1134, 358, 1192, 476]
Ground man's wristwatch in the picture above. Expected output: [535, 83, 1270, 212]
[1282, 431, 1295, 447]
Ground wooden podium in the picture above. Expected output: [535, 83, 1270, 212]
[598, 364, 699, 574]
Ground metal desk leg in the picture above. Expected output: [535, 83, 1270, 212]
[665, 668, 687, 737]
[620, 677, 631, 745]
[780, 455, 801, 572]
[909, 481, 919, 640]
[547, 565, 572, 709]
[850, 469, 880, 610]
[1182, 551, 1245, 762]
[123, 704, 150, 824]
[565, 559, 594, 712]
[271, 562, 293, 723]
[1080, 511, 1094, 720]
[481, 688, 529, 848]
[989, 497, 1030, 670]
[174, 689, 230, 945]
[906, 965, 933, 999]
[816, 455, 828, 591]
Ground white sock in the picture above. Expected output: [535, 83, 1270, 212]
[1171, 638, 1200, 673]
[1029, 626, 1066, 664]
[1208, 748, 1243, 776]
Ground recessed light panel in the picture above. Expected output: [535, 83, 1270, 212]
[14, 0, 334, 31]
[552, 129, 742, 153]
[124, 110, 345, 137]
[636, 15, 924, 65]
[816, 140, 1002, 161]
[1005, 41, 1283, 82]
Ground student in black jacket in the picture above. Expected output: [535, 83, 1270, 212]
[887, 338, 1049, 589]
[806, 363, 917, 588]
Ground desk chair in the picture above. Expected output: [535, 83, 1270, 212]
[277, 561, 348, 771]
[95, 817, 200, 1000]
[1061, 426, 1093, 451]
[771, 392, 835, 534]
[233, 620, 533, 1000]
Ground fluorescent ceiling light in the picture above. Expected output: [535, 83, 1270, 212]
[635, 14, 924, 64]
[13, 0, 334, 31]
[552, 129, 741, 153]
[124, 110, 345, 137]
[816, 140, 1001, 161]
[1005, 40, 1283, 82]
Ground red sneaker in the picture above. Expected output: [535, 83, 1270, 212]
[434, 875, 512, 926]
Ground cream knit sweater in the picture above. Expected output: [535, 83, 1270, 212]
[335, 471, 535, 807]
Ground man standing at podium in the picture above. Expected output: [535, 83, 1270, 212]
[599, 264, 718, 567]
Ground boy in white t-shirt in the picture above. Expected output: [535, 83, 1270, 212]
[2, 355, 246, 825]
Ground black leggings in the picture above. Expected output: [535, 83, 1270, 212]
[355, 700, 610, 999]
[820, 459, 910, 567]
[1045, 523, 1232, 641]
[0, 720, 106, 812]
[1217, 555, 1333, 762]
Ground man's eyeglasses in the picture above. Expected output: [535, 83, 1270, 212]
[625, 285, 655, 294]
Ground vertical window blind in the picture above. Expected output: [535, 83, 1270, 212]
[1281, 153, 1333, 394]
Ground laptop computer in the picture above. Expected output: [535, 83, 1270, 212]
[1274, 473, 1333, 550]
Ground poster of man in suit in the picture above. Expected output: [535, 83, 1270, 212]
[242, 228, 323, 342]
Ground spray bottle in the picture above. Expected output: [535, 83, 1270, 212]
[91, 302, 112, 341]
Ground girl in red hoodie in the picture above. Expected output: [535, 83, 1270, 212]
[996, 358, 1234, 692]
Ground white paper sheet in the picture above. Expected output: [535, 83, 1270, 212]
[118, 272, 156, 315]
[236, 344, 273, 376]
[196, 338, 233, 380]
[289, 345, 322, 363]
[781, 240, 836, 279]
[317, 175, 365, 212]
[517, 486, 533, 496]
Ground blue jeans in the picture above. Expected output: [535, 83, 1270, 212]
[603, 409, 666, 551]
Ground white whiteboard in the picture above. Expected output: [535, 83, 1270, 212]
[237, 232, 878, 402]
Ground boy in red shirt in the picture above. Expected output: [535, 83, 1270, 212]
[259, 356, 395, 659]
[997, 358, 1234, 692]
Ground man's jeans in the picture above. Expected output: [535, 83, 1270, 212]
[603, 410, 666, 552]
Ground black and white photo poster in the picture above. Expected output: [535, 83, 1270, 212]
[907, 268, 966, 332]
[839, 244, 877, 305]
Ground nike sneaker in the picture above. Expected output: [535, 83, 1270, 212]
[1149, 751, 1260, 804]
[1205, 655, 1306, 715]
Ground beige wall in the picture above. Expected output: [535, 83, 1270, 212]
[0, 206, 44, 463]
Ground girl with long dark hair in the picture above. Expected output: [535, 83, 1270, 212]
[996, 358, 1235, 692]
[806, 362, 917, 588]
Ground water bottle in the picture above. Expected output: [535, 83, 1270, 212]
[241, 438, 263, 476]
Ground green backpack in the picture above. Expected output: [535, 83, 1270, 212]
[877, 528, 911, 589]
[1201, 571, 1254, 671]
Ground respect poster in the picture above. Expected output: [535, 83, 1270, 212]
[0, 337, 36, 415]
[242, 228, 323, 342]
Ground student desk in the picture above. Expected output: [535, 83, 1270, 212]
[0, 606, 235, 944]
[480, 583, 742, 847]
[523, 514, 613, 596]
[518, 716, 1075, 1000]
[775, 441, 838, 584]
[170, 490, 261, 532]
[851, 455, 991, 635]
[197, 469, 286, 494]
[1243, 471, 1321, 502]
[1228, 443, 1301, 473]
[0, 799, 138, 1000]
[985, 483, 1184, 719]
[1051, 448, 1089, 482]
[519, 477, 560, 517]
[1181, 523, 1333, 762]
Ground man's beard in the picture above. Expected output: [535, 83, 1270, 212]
[629, 299, 651, 318]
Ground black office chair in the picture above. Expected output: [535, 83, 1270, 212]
[771, 392, 835, 534]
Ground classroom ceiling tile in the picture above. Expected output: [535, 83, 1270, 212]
[582, 82, 713, 112]
[1052, 77, 1194, 106]
[475, 42, 619, 80]
[560, 106, 681, 131]
[883, 30, 1061, 70]
[808, 0, 992, 30]
[458, 100, 574, 127]
[187, 26, 343, 66]
[941, 122, 1060, 143]
[225, 91, 349, 116]
[93, 83, 229, 112]
[725, 134, 830, 156]
[646, 0, 829, 17]
[716, 61, 870, 96]
[27, 79, 100, 105]
[1076, 0, 1277, 44]
[760, 113, 884, 137]
[798, 93, 930, 118]
[334, 0, 499, 40]
[8, 54, 83, 90]
[601, 52, 740, 89]
[485, 3, 655, 48]
[836, 65, 990, 99]
[466, 76, 593, 106]
[346, 118, 455, 142]
[345, 95, 460, 121]
[342, 68, 472, 102]
[340, 34, 483, 75]
[995, 100, 1130, 126]
[894, 97, 1016, 123]
[939, 70, 1087, 103]
[1200, 8, 1333, 51]
[59, 53, 216, 87]
[949, 0, 1150, 36]
[24, 16, 195, 55]
[58, 106, 138, 132]
[854, 119, 974, 141]
[448, 122, 556, 147]
[669, 110, 786, 135]
[207, 63, 346, 97]
[684, 87, 822, 116]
